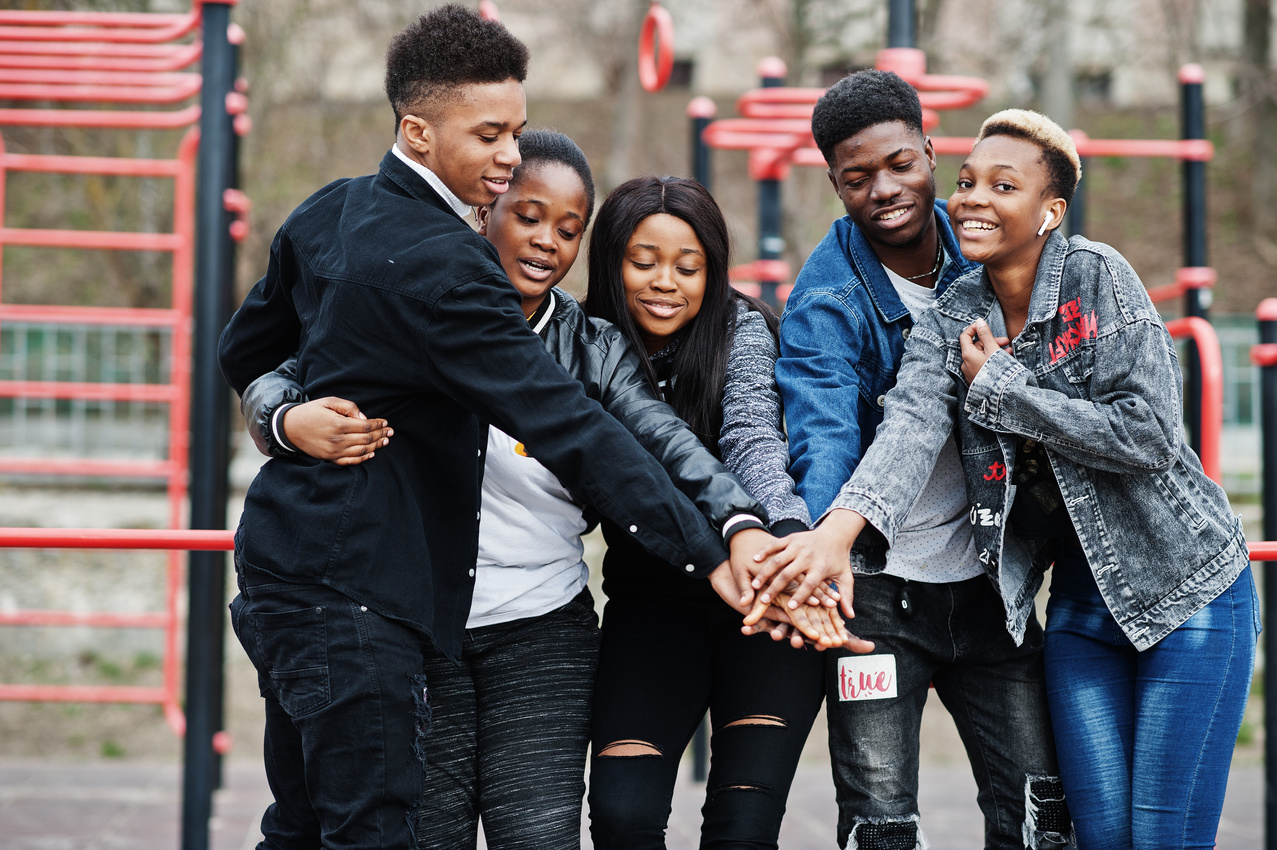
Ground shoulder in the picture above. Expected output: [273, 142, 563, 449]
[1060, 236, 1155, 321]
[791, 218, 863, 296]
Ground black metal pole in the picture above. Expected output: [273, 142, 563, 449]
[757, 59, 786, 308]
[1261, 299, 1277, 850]
[1181, 64, 1208, 457]
[182, 3, 237, 849]
[887, 0, 916, 48]
[1066, 158, 1086, 238]
[688, 96, 716, 191]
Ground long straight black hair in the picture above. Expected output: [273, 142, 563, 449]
[584, 176, 777, 445]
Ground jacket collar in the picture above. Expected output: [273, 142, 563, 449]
[377, 149, 468, 221]
[840, 199, 979, 324]
[1024, 230, 1070, 329]
[935, 230, 1071, 332]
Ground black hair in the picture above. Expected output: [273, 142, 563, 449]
[811, 69, 923, 164]
[584, 176, 777, 445]
[384, 3, 529, 133]
[976, 124, 1078, 204]
[510, 129, 596, 225]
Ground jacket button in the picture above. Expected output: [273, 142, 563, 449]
[468, 568, 475, 577]
[629, 524, 638, 533]
[902, 327, 911, 340]
[477, 449, 481, 457]
[877, 394, 887, 408]
[685, 564, 695, 572]
[477, 511, 481, 520]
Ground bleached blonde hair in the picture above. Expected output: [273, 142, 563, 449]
[974, 108, 1081, 201]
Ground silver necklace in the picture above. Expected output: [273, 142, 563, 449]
[901, 240, 943, 281]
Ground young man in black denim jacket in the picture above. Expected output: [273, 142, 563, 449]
[218, 7, 780, 847]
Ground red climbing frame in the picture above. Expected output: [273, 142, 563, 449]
[0, 2, 234, 736]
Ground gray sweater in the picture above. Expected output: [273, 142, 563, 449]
[719, 302, 812, 531]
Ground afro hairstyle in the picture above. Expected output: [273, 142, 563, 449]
[973, 108, 1081, 203]
[384, 4, 529, 133]
[811, 69, 923, 164]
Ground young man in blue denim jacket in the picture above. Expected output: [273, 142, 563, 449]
[775, 70, 1071, 849]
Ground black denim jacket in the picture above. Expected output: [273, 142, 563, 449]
[239, 287, 766, 563]
[219, 152, 732, 659]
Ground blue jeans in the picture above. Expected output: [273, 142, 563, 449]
[409, 589, 600, 849]
[1043, 549, 1259, 850]
[826, 573, 1070, 850]
[230, 575, 430, 850]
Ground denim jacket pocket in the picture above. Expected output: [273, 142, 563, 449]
[1060, 346, 1095, 386]
[252, 605, 332, 717]
[1151, 469, 1210, 533]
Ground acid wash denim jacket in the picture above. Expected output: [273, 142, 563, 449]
[829, 231, 1249, 652]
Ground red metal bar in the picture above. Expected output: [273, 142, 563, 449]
[0, 104, 200, 129]
[0, 11, 194, 28]
[0, 41, 201, 73]
[0, 304, 181, 327]
[0, 380, 178, 403]
[0, 458, 174, 478]
[0, 12, 200, 45]
[0, 68, 199, 87]
[1252, 542, 1277, 560]
[0, 528, 233, 550]
[1253, 344, 1277, 368]
[0, 77, 201, 104]
[1147, 266, 1218, 303]
[0, 609, 169, 628]
[3, 151, 183, 177]
[1165, 316, 1223, 483]
[0, 228, 182, 251]
[0, 684, 168, 703]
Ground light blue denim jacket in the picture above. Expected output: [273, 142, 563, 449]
[830, 231, 1249, 651]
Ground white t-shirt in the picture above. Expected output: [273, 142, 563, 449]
[466, 293, 590, 627]
[880, 252, 981, 583]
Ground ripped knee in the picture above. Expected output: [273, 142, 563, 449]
[847, 814, 925, 850]
[596, 739, 663, 758]
[1023, 774, 1072, 849]
[723, 714, 787, 729]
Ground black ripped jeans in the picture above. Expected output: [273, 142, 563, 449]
[588, 591, 825, 850]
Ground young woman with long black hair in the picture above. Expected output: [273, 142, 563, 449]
[583, 176, 866, 849]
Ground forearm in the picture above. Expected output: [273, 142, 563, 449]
[966, 327, 1180, 473]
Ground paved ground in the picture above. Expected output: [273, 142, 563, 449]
[0, 753, 1263, 849]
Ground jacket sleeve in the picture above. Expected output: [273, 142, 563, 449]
[588, 321, 768, 536]
[719, 308, 810, 529]
[964, 254, 1181, 474]
[828, 322, 959, 547]
[240, 356, 305, 458]
[776, 290, 868, 518]
[219, 228, 304, 398]
[422, 277, 730, 576]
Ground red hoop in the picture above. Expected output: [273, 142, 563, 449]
[638, 3, 674, 93]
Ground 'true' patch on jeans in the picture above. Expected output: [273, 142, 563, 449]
[837, 654, 897, 701]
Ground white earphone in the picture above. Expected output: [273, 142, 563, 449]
[1037, 211, 1052, 237]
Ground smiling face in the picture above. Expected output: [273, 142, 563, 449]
[403, 78, 527, 207]
[622, 213, 707, 354]
[476, 161, 589, 317]
[828, 120, 937, 255]
[948, 134, 1067, 272]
